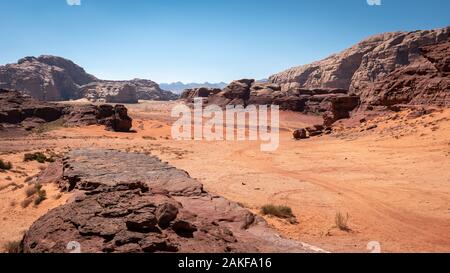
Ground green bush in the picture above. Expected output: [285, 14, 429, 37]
[23, 152, 54, 164]
[261, 204, 295, 219]
[34, 188, 47, 206]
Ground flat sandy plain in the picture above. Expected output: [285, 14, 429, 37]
[1, 100, 449, 253]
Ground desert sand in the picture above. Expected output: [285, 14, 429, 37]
[1, 100, 449, 253]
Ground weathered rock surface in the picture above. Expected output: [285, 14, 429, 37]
[365, 40, 450, 108]
[0, 89, 133, 133]
[269, 27, 450, 107]
[22, 149, 323, 253]
[0, 56, 177, 103]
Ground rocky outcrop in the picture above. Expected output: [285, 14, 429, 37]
[0, 89, 133, 133]
[64, 104, 133, 132]
[181, 87, 222, 100]
[0, 89, 66, 131]
[269, 27, 450, 107]
[0, 56, 177, 103]
[182, 80, 360, 126]
[22, 149, 323, 253]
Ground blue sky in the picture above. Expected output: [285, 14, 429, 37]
[0, 0, 449, 83]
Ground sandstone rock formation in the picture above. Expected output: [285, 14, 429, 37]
[80, 79, 178, 103]
[0, 88, 66, 131]
[0, 89, 133, 133]
[22, 149, 323, 253]
[64, 104, 133, 132]
[0, 56, 97, 101]
[182, 79, 360, 126]
[0, 56, 177, 103]
[269, 27, 450, 107]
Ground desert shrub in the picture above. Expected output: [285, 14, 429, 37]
[0, 159, 12, 171]
[20, 197, 33, 208]
[2, 240, 22, 253]
[34, 188, 47, 206]
[261, 204, 295, 219]
[335, 212, 351, 232]
[142, 136, 157, 140]
[25, 184, 38, 197]
[23, 152, 54, 164]
[24, 183, 47, 206]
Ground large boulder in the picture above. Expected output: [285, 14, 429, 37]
[109, 105, 133, 132]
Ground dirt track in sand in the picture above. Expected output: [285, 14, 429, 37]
[1, 100, 449, 252]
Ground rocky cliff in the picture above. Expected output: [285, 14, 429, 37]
[269, 27, 450, 107]
[0, 56, 177, 103]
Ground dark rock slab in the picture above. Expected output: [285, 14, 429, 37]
[23, 149, 324, 253]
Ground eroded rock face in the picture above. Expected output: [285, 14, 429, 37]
[269, 27, 450, 107]
[22, 149, 322, 253]
[0, 89, 65, 130]
[0, 56, 178, 103]
[0, 56, 97, 101]
[365, 40, 450, 108]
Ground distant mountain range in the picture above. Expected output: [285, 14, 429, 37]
[159, 82, 228, 94]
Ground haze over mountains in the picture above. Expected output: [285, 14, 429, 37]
[159, 82, 228, 94]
